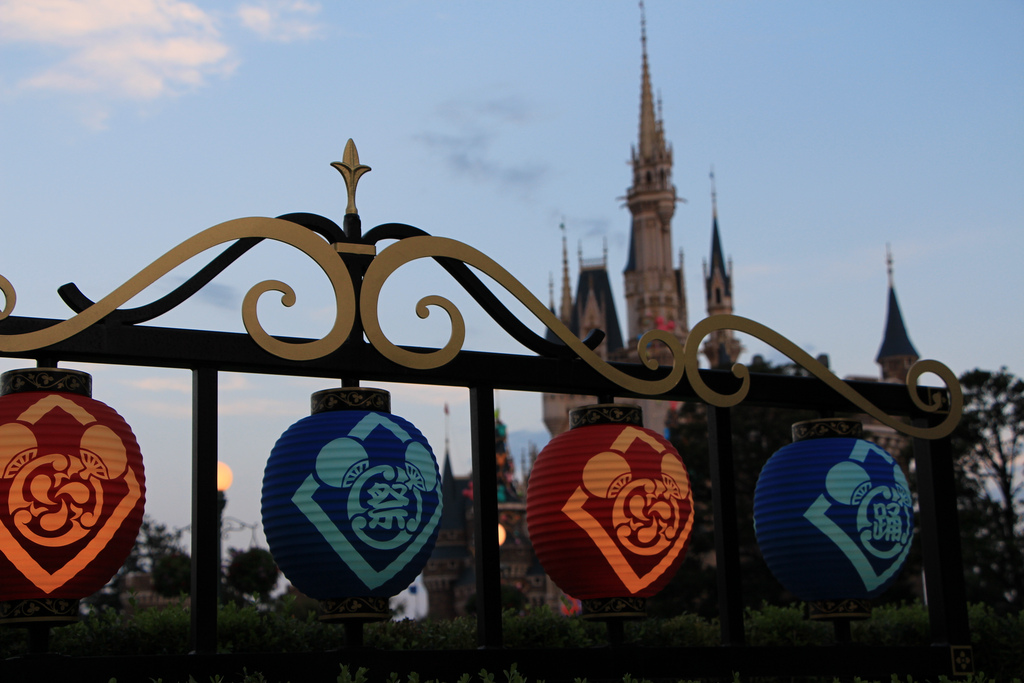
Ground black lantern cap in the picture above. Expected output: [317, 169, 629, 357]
[1, 368, 91, 397]
[569, 403, 643, 429]
[791, 418, 863, 442]
[310, 387, 390, 415]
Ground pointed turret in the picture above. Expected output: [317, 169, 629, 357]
[705, 201, 731, 300]
[559, 222, 573, 325]
[876, 247, 919, 382]
[702, 170, 742, 368]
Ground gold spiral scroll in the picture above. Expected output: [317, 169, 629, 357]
[360, 235, 686, 395]
[0, 217, 356, 361]
[685, 314, 962, 440]
[0, 274, 15, 321]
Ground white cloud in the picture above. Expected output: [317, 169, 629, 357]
[122, 375, 192, 393]
[218, 397, 303, 416]
[0, 0, 235, 100]
[120, 372, 259, 395]
[237, 1, 322, 42]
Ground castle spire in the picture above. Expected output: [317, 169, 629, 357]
[623, 1, 683, 350]
[710, 165, 718, 219]
[706, 168, 730, 297]
[637, 1, 659, 161]
[559, 221, 572, 323]
[876, 246, 919, 382]
[886, 242, 895, 288]
[702, 169, 741, 368]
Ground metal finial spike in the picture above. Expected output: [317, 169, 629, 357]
[710, 165, 718, 217]
[331, 138, 372, 216]
[640, 0, 647, 53]
[886, 243, 895, 288]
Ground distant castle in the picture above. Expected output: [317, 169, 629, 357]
[421, 412, 547, 618]
[542, 9, 741, 440]
[423, 5, 921, 619]
[541, 9, 920, 442]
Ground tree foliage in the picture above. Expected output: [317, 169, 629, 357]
[86, 516, 186, 609]
[952, 367, 1024, 613]
[651, 357, 818, 618]
[225, 547, 280, 602]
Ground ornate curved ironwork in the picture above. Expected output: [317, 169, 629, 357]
[0, 217, 356, 361]
[684, 314, 962, 439]
[0, 220, 962, 438]
[360, 234, 685, 395]
[363, 222, 604, 359]
[0, 142, 962, 440]
[0, 275, 15, 321]
[56, 213, 345, 325]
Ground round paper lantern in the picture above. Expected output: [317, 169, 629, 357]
[527, 404, 694, 617]
[753, 418, 914, 605]
[262, 388, 442, 619]
[0, 368, 146, 623]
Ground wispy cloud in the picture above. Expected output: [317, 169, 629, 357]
[237, 0, 322, 42]
[218, 397, 303, 417]
[416, 95, 547, 195]
[119, 371, 251, 394]
[122, 376, 192, 393]
[0, 0, 235, 100]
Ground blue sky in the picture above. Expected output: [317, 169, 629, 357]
[1, 1, 1022, 548]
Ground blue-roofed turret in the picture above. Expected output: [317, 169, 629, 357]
[876, 247, 919, 382]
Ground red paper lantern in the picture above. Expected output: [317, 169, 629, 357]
[0, 368, 146, 623]
[527, 404, 693, 617]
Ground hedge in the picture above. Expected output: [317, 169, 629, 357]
[1, 602, 1021, 681]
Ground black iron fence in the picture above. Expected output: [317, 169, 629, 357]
[0, 152, 970, 681]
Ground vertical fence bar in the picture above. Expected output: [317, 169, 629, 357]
[913, 421, 970, 646]
[190, 367, 219, 654]
[469, 385, 502, 648]
[707, 404, 746, 646]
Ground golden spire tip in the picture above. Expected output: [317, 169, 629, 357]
[331, 138, 372, 216]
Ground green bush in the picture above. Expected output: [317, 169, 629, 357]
[744, 602, 830, 646]
[624, 611, 719, 647]
[851, 601, 931, 646]
[968, 603, 1024, 682]
[1, 602, 1020, 680]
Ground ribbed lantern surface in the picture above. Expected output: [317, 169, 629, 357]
[527, 404, 693, 604]
[753, 419, 914, 601]
[262, 389, 442, 601]
[0, 369, 146, 603]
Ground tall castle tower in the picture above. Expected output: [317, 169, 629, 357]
[542, 5, 692, 438]
[542, 4, 743, 439]
[622, 9, 688, 356]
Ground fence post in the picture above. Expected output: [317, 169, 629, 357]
[913, 419, 970, 646]
[190, 367, 219, 654]
[470, 386, 502, 648]
[707, 404, 746, 646]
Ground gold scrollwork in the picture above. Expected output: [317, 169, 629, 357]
[684, 314, 962, 439]
[360, 235, 685, 395]
[0, 275, 15, 322]
[0, 217, 356, 360]
[0, 217, 963, 441]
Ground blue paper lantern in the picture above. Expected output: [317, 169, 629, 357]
[753, 419, 914, 602]
[262, 388, 442, 609]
